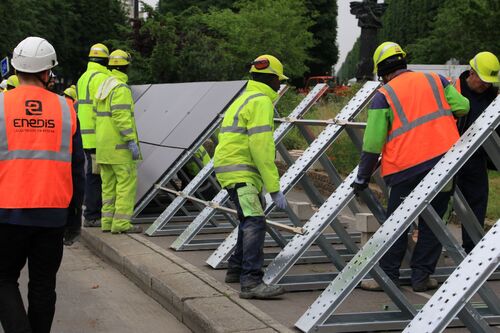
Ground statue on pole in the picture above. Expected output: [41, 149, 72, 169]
[350, 0, 388, 81]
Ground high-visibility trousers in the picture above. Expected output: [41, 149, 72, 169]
[100, 163, 137, 232]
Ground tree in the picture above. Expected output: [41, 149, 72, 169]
[304, 0, 338, 76]
[408, 0, 500, 64]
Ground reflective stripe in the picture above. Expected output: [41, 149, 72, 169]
[214, 164, 259, 174]
[110, 104, 131, 111]
[248, 125, 272, 136]
[0, 94, 72, 162]
[120, 128, 133, 136]
[387, 74, 452, 142]
[113, 213, 132, 220]
[384, 84, 408, 125]
[102, 212, 114, 218]
[102, 198, 115, 205]
[116, 143, 129, 149]
[96, 111, 112, 117]
[81, 129, 96, 134]
[387, 109, 452, 142]
[78, 71, 101, 105]
[219, 126, 246, 134]
[219, 93, 265, 134]
[375, 42, 399, 65]
[424, 73, 446, 111]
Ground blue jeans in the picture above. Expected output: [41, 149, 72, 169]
[83, 149, 102, 221]
[380, 172, 452, 285]
[226, 186, 266, 289]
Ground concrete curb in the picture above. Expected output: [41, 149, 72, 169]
[81, 228, 294, 333]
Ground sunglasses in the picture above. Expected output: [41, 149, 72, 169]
[251, 58, 270, 70]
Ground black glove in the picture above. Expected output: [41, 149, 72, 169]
[63, 226, 81, 246]
[351, 177, 368, 196]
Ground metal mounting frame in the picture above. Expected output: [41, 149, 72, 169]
[168, 83, 330, 247]
[205, 81, 381, 268]
[403, 219, 500, 333]
[294, 97, 500, 333]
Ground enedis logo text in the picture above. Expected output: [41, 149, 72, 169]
[13, 100, 55, 129]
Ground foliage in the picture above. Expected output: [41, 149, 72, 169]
[0, 0, 127, 83]
[303, 0, 338, 76]
[407, 0, 500, 64]
[337, 38, 360, 82]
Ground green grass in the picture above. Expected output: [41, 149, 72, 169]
[487, 171, 500, 222]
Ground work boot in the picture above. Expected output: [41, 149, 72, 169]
[225, 272, 240, 283]
[360, 279, 400, 292]
[240, 283, 285, 299]
[83, 219, 101, 227]
[412, 277, 438, 292]
[111, 225, 143, 234]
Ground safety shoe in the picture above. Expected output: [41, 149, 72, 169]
[412, 277, 438, 292]
[360, 279, 400, 292]
[83, 219, 101, 227]
[102, 229, 111, 233]
[224, 273, 240, 283]
[240, 283, 285, 299]
[111, 225, 143, 234]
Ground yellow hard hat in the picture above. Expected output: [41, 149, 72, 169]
[6, 75, 19, 88]
[373, 42, 406, 74]
[249, 54, 288, 81]
[89, 43, 109, 58]
[470, 51, 499, 83]
[64, 84, 77, 100]
[108, 50, 131, 66]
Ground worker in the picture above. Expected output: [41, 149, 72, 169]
[95, 49, 142, 234]
[454, 51, 499, 253]
[0, 37, 85, 333]
[6, 74, 19, 90]
[213, 54, 288, 299]
[180, 145, 219, 199]
[77, 43, 110, 228]
[64, 84, 77, 102]
[351, 42, 470, 292]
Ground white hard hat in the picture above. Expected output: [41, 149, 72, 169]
[11, 37, 58, 73]
[0, 79, 7, 89]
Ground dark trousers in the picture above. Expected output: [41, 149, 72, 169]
[380, 172, 452, 285]
[456, 156, 488, 253]
[0, 224, 64, 333]
[226, 188, 266, 289]
[83, 149, 102, 221]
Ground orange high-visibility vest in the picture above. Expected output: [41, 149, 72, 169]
[379, 71, 459, 177]
[0, 86, 76, 208]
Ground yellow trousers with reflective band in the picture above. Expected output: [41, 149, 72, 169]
[100, 163, 137, 232]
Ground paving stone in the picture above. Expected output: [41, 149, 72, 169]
[100, 235, 154, 272]
[123, 252, 186, 291]
[183, 296, 267, 333]
[151, 272, 221, 321]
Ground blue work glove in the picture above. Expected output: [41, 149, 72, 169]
[127, 141, 140, 160]
[270, 191, 287, 210]
[350, 176, 368, 196]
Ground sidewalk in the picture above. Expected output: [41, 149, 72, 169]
[82, 228, 293, 333]
[1, 242, 190, 333]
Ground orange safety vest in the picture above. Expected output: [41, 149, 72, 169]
[379, 71, 459, 177]
[0, 86, 76, 208]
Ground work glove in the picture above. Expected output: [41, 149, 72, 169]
[350, 176, 368, 196]
[127, 141, 140, 160]
[63, 226, 81, 246]
[270, 191, 287, 210]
